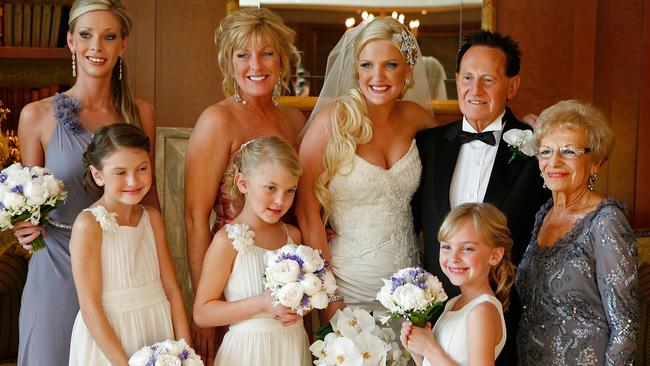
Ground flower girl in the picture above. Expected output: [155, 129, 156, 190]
[401, 203, 515, 366]
[68, 124, 190, 365]
[193, 136, 311, 366]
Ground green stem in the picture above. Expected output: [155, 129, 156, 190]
[29, 236, 46, 253]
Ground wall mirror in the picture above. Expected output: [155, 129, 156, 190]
[225, 0, 495, 113]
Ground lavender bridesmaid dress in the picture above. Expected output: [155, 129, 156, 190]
[18, 93, 100, 365]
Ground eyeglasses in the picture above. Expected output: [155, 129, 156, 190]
[536, 145, 591, 160]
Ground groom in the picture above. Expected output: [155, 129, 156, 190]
[413, 30, 549, 365]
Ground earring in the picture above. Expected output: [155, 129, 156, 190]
[540, 172, 547, 189]
[233, 80, 246, 104]
[72, 52, 77, 77]
[118, 56, 123, 80]
[404, 78, 410, 87]
[272, 81, 282, 106]
[588, 174, 598, 191]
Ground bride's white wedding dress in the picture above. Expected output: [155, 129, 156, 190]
[328, 139, 421, 313]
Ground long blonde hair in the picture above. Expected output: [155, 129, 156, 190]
[68, 0, 141, 127]
[315, 17, 415, 222]
[438, 203, 516, 311]
[223, 136, 302, 211]
[215, 8, 299, 97]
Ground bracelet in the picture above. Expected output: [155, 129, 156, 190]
[327, 294, 344, 303]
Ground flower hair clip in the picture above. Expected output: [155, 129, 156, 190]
[240, 139, 254, 151]
[396, 29, 418, 66]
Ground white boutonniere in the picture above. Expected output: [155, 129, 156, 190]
[503, 129, 535, 164]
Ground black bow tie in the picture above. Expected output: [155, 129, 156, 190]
[456, 130, 496, 146]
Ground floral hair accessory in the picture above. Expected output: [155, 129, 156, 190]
[240, 139, 254, 152]
[503, 129, 535, 164]
[396, 29, 418, 66]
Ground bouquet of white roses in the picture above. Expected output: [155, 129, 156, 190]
[128, 339, 203, 366]
[376, 267, 447, 327]
[264, 243, 337, 315]
[0, 163, 67, 253]
[310, 307, 410, 366]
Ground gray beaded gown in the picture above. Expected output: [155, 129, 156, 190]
[18, 93, 99, 366]
[516, 198, 638, 366]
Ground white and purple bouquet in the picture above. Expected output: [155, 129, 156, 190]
[128, 339, 203, 366]
[376, 267, 447, 327]
[0, 163, 67, 253]
[310, 307, 410, 366]
[264, 243, 337, 315]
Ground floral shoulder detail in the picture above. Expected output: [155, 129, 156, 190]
[86, 205, 118, 233]
[225, 223, 255, 254]
[53, 93, 83, 135]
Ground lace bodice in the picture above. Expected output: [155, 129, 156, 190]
[516, 198, 638, 366]
[328, 140, 421, 310]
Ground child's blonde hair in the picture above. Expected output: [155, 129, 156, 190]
[223, 136, 302, 211]
[438, 202, 516, 311]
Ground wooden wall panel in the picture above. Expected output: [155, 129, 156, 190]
[123, 0, 156, 104]
[498, 0, 650, 228]
[154, 0, 224, 127]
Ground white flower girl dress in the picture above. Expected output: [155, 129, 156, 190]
[68, 206, 174, 365]
[215, 223, 311, 366]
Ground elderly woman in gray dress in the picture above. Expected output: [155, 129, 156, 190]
[516, 100, 638, 365]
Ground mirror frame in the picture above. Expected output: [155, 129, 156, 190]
[225, 0, 495, 114]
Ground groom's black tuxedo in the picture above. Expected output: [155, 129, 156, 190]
[413, 107, 549, 365]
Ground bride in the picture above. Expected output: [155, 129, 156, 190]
[296, 17, 438, 318]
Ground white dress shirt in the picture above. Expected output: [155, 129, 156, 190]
[449, 112, 505, 208]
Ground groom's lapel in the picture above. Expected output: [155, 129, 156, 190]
[432, 122, 462, 216]
[484, 108, 529, 208]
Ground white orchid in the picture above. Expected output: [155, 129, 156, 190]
[503, 129, 535, 163]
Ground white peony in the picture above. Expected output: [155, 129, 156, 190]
[23, 179, 48, 206]
[322, 270, 338, 294]
[278, 243, 297, 254]
[296, 244, 325, 272]
[310, 290, 329, 309]
[128, 346, 154, 366]
[376, 280, 398, 313]
[154, 353, 182, 366]
[277, 281, 304, 309]
[2, 192, 25, 211]
[300, 272, 323, 296]
[160, 339, 184, 355]
[42, 175, 61, 196]
[269, 259, 301, 284]
[392, 283, 428, 311]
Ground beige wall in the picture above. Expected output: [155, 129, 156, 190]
[124, 0, 225, 128]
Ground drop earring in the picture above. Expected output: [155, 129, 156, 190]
[118, 56, 123, 80]
[541, 172, 547, 189]
[272, 81, 282, 106]
[233, 81, 246, 104]
[588, 174, 598, 191]
[72, 52, 77, 78]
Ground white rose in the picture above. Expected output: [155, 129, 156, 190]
[155, 354, 182, 366]
[269, 259, 301, 284]
[277, 281, 304, 309]
[30, 166, 46, 177]
[296, 245, 325, 272]
[6, 169, 31, 187]
[160, 339, 184, 355]
[279, 243, 297, 254]
[393, 283, 428, 311]
[2, 192, 25, 211]
[128, 347, 154, 366]
[300, 272, 323, 296]
[309, 290, 328, 309]
[424, 275, 447, 302]
[3, 163, 23, 176]
[376, 280, 397, 312]
[23, 179, 48, 206]
[42, 175, 61, 196]
[322, 271, 337, 294]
